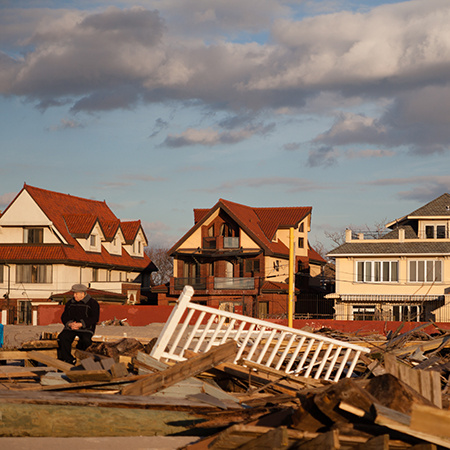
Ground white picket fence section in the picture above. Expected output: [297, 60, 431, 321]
[151, 286, 370, 381]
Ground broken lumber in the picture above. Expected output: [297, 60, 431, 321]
[410, 403, 450, 440]
[384, 354, 442, 408]
[27, 350, 73, 372]
[121, 340, 237, 396]
[373, 403, 450, 449]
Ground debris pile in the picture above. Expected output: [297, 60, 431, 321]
[1, 320, 450, 448]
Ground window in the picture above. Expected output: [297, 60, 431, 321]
[353, 305, 375, 321]
[299, 223, 304, 232]
[24, 228, 43, 244]
[92, 268, 99, 282]
[220, 223, 233, 237]
[16, 264, 52, 283]
[425, 225, 447, 239]
[298, 237, 304, 248]
[409, 260, 442, 282]
[356, 261, 398, 282]
[245, 259, 260, 274]
[90, 235, 96, 247]
[0, 264, 3, 283]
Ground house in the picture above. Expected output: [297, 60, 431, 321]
[0, 184, 157, 323]
[327, 193, 450, 321]
[156, 198, 326, 318]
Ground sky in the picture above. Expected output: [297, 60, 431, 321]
[2, 0, 450, 253]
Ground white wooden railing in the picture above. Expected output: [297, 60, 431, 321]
[151, 286, 370, 381]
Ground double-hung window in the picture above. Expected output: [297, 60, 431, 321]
[16, 264, 52, 283]
[409, 260, 442, 282]
[24, 228, 43, 243]
[356, 261, 398, 282]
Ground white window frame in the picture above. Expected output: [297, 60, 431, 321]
[356, 260, 399, 283]
[409, 259, 442, 283]
[423, 223, 448, 239]
[16, 264, 52, 283]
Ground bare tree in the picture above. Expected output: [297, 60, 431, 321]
[319, 217, 389, 258]
[145, 246, 173, 286]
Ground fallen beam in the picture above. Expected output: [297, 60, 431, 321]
[122, 340, 238, 396]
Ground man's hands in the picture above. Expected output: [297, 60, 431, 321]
[69, 321, 82, 330]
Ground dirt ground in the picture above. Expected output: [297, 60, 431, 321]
[1, 323, 166, 349]
[1, 435, 200, 450]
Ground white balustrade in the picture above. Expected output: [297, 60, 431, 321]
[150, 286, 370, 381]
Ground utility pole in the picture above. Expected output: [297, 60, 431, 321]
[288, 227, 294, 328]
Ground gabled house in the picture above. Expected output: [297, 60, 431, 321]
[327, 193, 450, 321]
[156, 199, 326, 318]
[0, 184, 156, 323]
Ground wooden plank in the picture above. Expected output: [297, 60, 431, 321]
[384, 354, 442, 408]
[41, 373, 149, 391]
[110, 362, 129, 378]
[135, 351, 241, 405]
[0, 370, 47, 379]
[121, 341, 237, 396]
[80, 357, 103, 371]
[390, 335, 450, 357]
[64, 370, 112, 382]
[290, 429, 340, 449]
[0, 388, 230, 410]
[410, 403, 450, 439]
[21, 340, 59, 349]
[240, 361, 327, 388]
[0, 351, 30, 360]
[353, 434, 389, 450]
[27, 350, 73, 372]
[373, 403, 450, 449]
[237, 426, 289, 450]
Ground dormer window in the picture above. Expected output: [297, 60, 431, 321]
[425, 225, 447, 239]
[24, 228, 43, 244]
[90, 235, 96, 247]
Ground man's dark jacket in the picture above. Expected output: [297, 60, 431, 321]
[61, 294, 100, 333]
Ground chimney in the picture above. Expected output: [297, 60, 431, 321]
[399, 228, 405, 242]
[345, 229, 352, 242]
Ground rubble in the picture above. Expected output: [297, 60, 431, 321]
[1, 289, 450, 448]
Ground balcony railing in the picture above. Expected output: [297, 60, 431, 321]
[202, 237, 216, 249]
[214, 277, 255, 290]
[174, 277, 207, 290]
[223, 237, 239, 248]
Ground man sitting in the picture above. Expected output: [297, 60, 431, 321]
[57, 284, 100, 365]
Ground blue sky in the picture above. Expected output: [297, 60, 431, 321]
[2, 0, 450, 252]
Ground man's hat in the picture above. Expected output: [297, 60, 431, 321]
[71, 283, 88, 293]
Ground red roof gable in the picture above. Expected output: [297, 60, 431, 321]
[0, 185, 151, 271]
[173, 198, 312, 257]
[121, 220, 143, 243]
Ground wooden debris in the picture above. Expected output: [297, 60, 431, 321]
[3, 320, 450, 447]
[121, 340, 238, 396]
[384, 353, 442, 408]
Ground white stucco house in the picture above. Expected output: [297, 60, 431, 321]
[0, 184, 156, 323]
[327, 194, 450, 321]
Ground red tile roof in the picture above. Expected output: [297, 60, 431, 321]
[186, 198, 311, 257]
[0, 185, 151, 271]
[121, 220, 142, 243]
